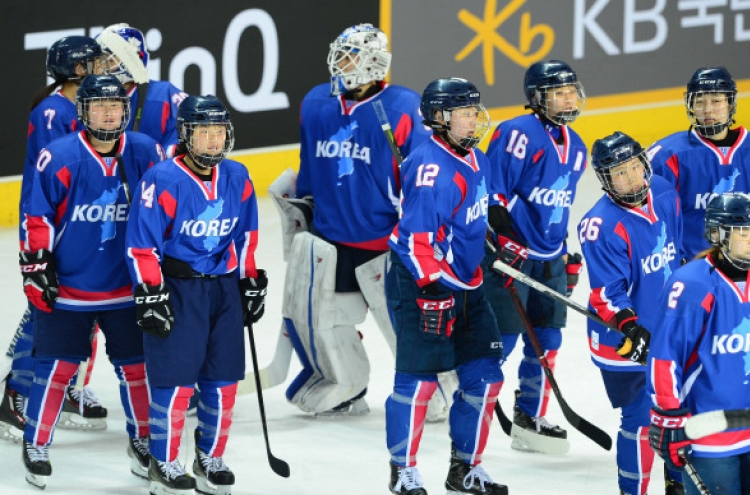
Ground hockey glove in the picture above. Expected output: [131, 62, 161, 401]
[649, 407, 692, 471]
[416, 282, 455, 337]
[614, 308, 650, 365]
[565, 253, 583, 296]
[19, 249, 58, 313]
[134, 283, 174, 338]
[493, 233, 529, 288]
[239, 269, 268, 325]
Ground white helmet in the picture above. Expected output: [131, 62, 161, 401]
[96, 23, 149, 84]
[327, 23, 392, 96]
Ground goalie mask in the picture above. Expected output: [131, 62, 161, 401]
[96, 23, 149, 84]
[685, 67, 737, 138]
[704, 193, 750, 270]
[327, 23, 392, 96]
[591, 131, 652, 206]
[76, 74, 130, 142]
[420, 78, 491, 151]
[46, 36, 102, 82]
[177, 95, 235, 169]
[524, 60, 585, 125]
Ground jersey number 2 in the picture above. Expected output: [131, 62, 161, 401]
[416, 164, 439, 187]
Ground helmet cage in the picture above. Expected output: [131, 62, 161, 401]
[77, 96, 131, 142]
[442, 104, 491, 151]
[684, 90, 736, 137]
[713, 225, 750, 270]
[180, 122, 235, 169]
[327, 24, 391, 96]
[594, 151, 653, 206]
[533, 82, 586, 125]
[704, 193, 750, 270]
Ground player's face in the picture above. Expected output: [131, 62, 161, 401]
[609, 157, 647, 197]
[727, 226, 750, 264]
[75, 58, 103, 78]
[448, 106, 481, 141]
[87, 100, 124, 131]
[190, 124, 227, 156]
[691, 92, 731, 126]
[545, 84, 579, 115]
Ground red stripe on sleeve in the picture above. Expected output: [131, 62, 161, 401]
[239, 229, 258, 279]
[27, 121, 35, 138]
[241, 179, 253, 203]
[701, 292, 715, 313]
[532, 149, 544, 164]
[666, 156, 680, 188]
[589, 287, 617, 323]
[614, 222, 632, 259]
[56, 166, 71, 190]
[157, 190, 177, 219]
[452, 172, 467, 217]
[161, 102, 169, 134]
[25, 216, 54, 252]
[128, 247, 163, 285]
[652, 358, 681, 410]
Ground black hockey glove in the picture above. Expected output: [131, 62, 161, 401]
[19, 249, 58, 313]
[492, 233, 529, 288]
[565, 253, 583, 296]
[134, 283, 174, 338]
[416, 282, 455, 337]
[614, 308, 650, 365]
[239, 269, 268, 325]
[649, 407, 692, 471]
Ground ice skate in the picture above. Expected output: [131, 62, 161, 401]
[23, 440, 51, 490]
[126, 436, 150, 479]
[510, 390, 569, 455]
[0, 382, 25, 444]
[445, 446, 507, 495]
[315, 389, 369, 417]
[58, 384, 108, 430]
[388, 462, 427, 495]
[193, 436, 235, 495]
[149, 455, 196, 495]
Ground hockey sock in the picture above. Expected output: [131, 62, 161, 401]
[386, 372, 438, 467]
[84, 325, 100, 387]
[149, 385, 193, 462]
[195, 379, 237, 457]
[24, 359, 79, 445]
[518, 327, 561, 417]
[113, 360, 149, 439]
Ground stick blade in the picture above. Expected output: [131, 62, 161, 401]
[559, 399, 612, 450]
[269, 454, 291, 478]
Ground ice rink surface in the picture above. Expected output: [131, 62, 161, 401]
[0, 167, 673, 494]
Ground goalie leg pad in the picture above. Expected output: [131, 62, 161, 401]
[355, 252, 396, 355]
[283, 233, 370, 413]
[268, 169, 313, 261]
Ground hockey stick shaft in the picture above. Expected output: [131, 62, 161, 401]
[494, 401, 512, 436]
[237, 324, 293, 395]
[506, 283, 612, 450]
[679, 449, 711, 495]
[685, 408, 750, 440]
[372, 100, 404, 166]
[247, 324, 290, 478]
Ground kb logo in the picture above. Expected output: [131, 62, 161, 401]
[455, 0, 554, 85]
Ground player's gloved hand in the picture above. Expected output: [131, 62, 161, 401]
[19, 249, 58, 313]
[565, 253, 583, 296]
[134, 282, 174, 338]
[239, 269, 268, 325]
[614, 308, 650, 365]
[492, 233, 529, 288]
[416, 282, 455, 336]
[649, 407, 692, 471]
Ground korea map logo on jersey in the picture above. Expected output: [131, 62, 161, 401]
[546, 172, 570, 233]
[199, 199, 224, 251]
[714, 169, 740, 195]
[315, 121, 372, 184]
[94, 187, 123, 248]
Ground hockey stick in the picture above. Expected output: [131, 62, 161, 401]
[237, 325, 293, 395]
[505, 283, 612, 450]
[372, 100, 404, 166]
[679, 449, 711, 495]
[247, 323, 290, 478]
[684, 408, 750, 440]
[489, 254, 639, 356]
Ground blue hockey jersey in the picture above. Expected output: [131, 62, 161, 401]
[648, 127, 750, 261]
[127, 80, 188, 158]
[486, 114, 587, 259]
[389, 136, 490, 290]
[579, 177, 682, 371]
[126, 155, 260, 286]
[647, 256, 750, 458]
[22, 131, 163, 311]
[297, 82, 431, 250]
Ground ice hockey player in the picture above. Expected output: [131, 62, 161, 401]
[385, 77, 508, 495]
[579, 131, 683, 495]
[20, 74, 161, 489]
[648, 193, 750, 495]
[0, 35, 108, 443]
[280, 23, 438, 418]
[126, 94, 266, 495]
[649, 66, 750, 263]
[483, 60, 587, 454]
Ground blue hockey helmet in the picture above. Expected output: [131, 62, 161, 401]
[591, 131, 652, 206]
[96, 23, 149, 84]
[46, 36, 102, 82]
[76, 74, 130, 142]
[523, 60, 585, 125]
[704, 193, 750, 269]
[327, 23, 391, 96]
[685, 67, 737, 137]
[177, 95, 235, 169]
[420, 78, 491, 150]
